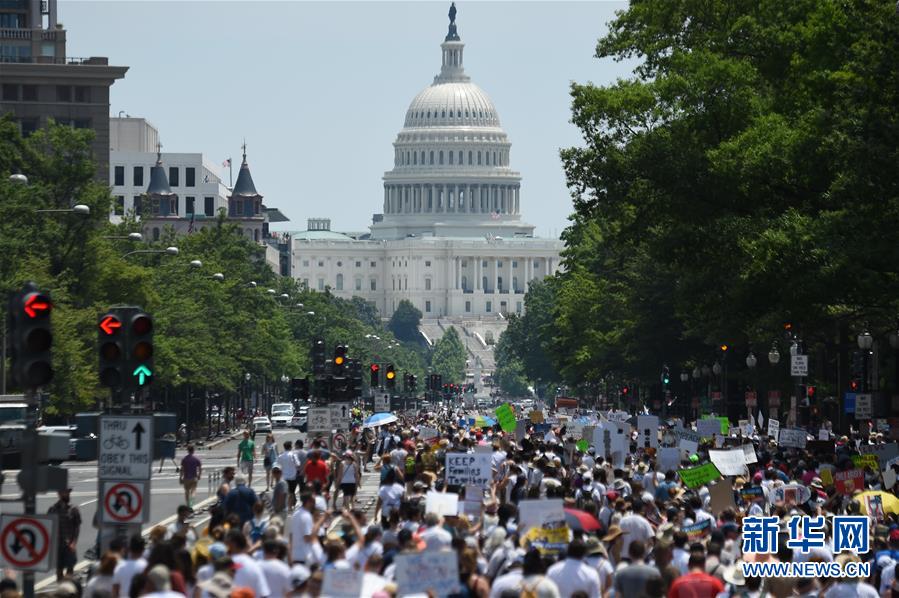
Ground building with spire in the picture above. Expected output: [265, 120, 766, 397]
[289, 3, 562, 319]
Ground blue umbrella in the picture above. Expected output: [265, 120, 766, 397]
[363, 412, 398, 428]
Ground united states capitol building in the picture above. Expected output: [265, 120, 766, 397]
[289, 4, 563, 322]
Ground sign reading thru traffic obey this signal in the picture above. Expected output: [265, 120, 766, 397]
[98, 416, 153, 480]
[0, 514, 57, 572]
[102, 481, 148, 523]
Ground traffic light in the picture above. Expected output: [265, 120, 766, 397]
[98, 310, 125, 388]
[806, 385, 816, 399]
[349, 359, 363, 398]
[312, 338, 326, 376]
[621, 385, 630, 400]
[850, 379, 860, 392]
[333, 345, 347, 375]
[661, 365, 670, 386]
[290, 378, 307, 401]
[402, 373, 410, 392]
[9, 283, 54, 389]
[409, 375, 417, 392]
[385, 364, 396, 390]
[370, 363, 381, 387]
[126, 311, 154, 389]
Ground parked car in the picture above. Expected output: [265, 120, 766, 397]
[292, 406, 308, 432]
[251, 416, 272, 436]
[270, 403, 294, 428]
[37, 425, 78, 460]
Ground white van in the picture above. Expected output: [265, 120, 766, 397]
[270, 403, 295, 428]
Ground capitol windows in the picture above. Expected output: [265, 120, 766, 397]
[303, 260, 310, 267]
[355, 261, 361, 268]
[355, 278, 362, 291]
[318, 261, 324, 267]
[413, 152, 417, 165]
[317, 278, 325, 291]
[513, 277, 519, 291]
[425, 278, 432, 291]
[486, 301, 492, 313]
[458, 151, 463, 164]
[337, 261, 342, 267]
[512, 261, 518, 268]
[421, 151, 425, 164]
[439, 151, 443, 165]
[336, 274, 344, 291]
[430, 151, 434, 165]
[468, 151, 472, 165]
[449, 152, 453, 165]
[465, 110, 469, 117]
[425, 261, 431, 267]
[449, 110, 453, 118]
[517, 302, 523, 314]
[477, 151, 482, 165]
[370, 261, 377, 268]
[370, 279, 377, 291]
[425, 300, 431, 313]
[441, 110, 446, 117]
[461, 276, 468, 290]
[465, 301, 471, 313]
[482, 260, 487, 268]
[497, 261, 503, 268]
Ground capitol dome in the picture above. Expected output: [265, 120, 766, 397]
[371, 3, 533, 241]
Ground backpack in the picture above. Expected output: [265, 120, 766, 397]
[249, 519, 267, 544]
[405, 455, 416, 475]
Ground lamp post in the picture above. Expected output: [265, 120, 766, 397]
[104, 232, 143, 242]
[768, 343, 781, 423]
[244, 372, 252, 417]
[122, 246, 179, 259]
[746, 352, 757, 419]
[858, 329, 873, 392]
[890, 326, 899, 405]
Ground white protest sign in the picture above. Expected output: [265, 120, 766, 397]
[697, 419, 721, 438]
[679, 438, 699, 457]
[742, 443, 758, 464]
[855, 394, 873, 419]
[607, 410, 631, 422]
[593, 422, 627, 468]
[418, 426, 438, 441]
[394, 549, 460, 597]
[425, 491, 459, 517]
[517, 499, 565, 530]
[659, 447, 681, 472]
[768, 419, 780, 441]
[322, 568, 364, 598]
[445, 452, 491, 487]
[709, 449, 748, 476]
[637, 415, 659, 449]
[739, 419, 754, 437]
[778, 427, 807, 449]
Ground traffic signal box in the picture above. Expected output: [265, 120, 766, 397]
[312, 338, 327, 376]
[98, 307, 154, 394]
[370, 363, 381, 388]
[385, 365, 396, 391]
[9, 283, 54, 389]
[333, 345, 347, 375]
[348, 359, 362, 397]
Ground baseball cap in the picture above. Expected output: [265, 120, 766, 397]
[290, 564, 311, 588]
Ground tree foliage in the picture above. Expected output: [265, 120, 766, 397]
[388, 299, 422, 343]
[430, 326, 467, 383]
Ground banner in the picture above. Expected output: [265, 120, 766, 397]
[445, 453, 491, 487]
[859, 442, 899, 465]
[522, 524, 571, 556]
[679, 463, 721, 488]
[518, 499, 565, 530]
[778, 427, 807, 449]
[834, 469, 864, 495]
[394, 550, 460, 597]
[852, 454, 879, 471]
[740, 486, 764, 504]
[769, 483, 811, 506]
[683, 519, 712, 539]
[709, 448, 748, 476]
[425, 492, 459, 517]
[768, 419, 780, 441]
[418, 426, 438, 441]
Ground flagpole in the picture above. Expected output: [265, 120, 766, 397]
[229, 158, 233, 188]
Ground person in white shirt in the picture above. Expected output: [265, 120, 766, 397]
[276, 440, 299, 503]
[546, 538, 601, 597]
[289, 493, 316, 564]
[112, 535, 147, 598]
[375, 470, 405, 522]
[618, 498, 656, 556]
[258, 540, 292, 597]
[225, 528, 271, 597]
[420, 513, 453, 551]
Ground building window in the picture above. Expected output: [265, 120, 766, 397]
[152, 227, 160, 241]
[516, 301, 523, 313]
[425, 261, 431, 267]
[204, 196, 214, 216]
[458, 150, 462, 164]
[425, 300, 431, 312]
[318, 261, 324, 267]
[478, 151, 482, 165]
[465, 301, 471, 312]
[56, 85, 71, 102]
[370, 261, 376, 268]
[303, 260, 310, 267]
[512, 261, 518, 268]
[449, 151, 453, 165]
[186, 197, 195, 214]
[429, 151, 434, 165]
[355, 278, 362, 291]
[74, 86, 90, 103]
[317, 278, 325, 290]
[468, 151, 472, 165]
[337, 261, 342, 267]
[2, 84, 17, 101]
[498, 276, 503, 291]
[497, 261, 503, 268]
[302, 278, 309, 288]
[133, 196, 142, 215]
[185, 167, 195, 187]
[370, 279, 377, 291]
[336, 274, 344, 291]
[355, 261, 361, 267]
[114, 195, 124, 216]
[404, 278, 408, 290]
[439, 151, 443, 165]
[513, 276, 518, 291]
[461, 276, 467, 290]
[425, 278, 431, 291]
[235, 200, 243, 215]
[482, 260, 487, 268]
[168, 167, 179, 187]
[486, 301, 492, 313]
[169, 197, 178, 215]
[133, 166, 144, 187]
[114, 166, 124, 186]
[22, 85, 37, 101]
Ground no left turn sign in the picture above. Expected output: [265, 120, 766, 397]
[102, 481, 148, 524]
[0, 515, 57, 572]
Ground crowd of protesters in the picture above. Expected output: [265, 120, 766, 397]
[4, 404, 899, 598]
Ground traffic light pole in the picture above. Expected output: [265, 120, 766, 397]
[20, 387, 37, 598]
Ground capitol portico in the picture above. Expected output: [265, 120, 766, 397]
[289, 4, 563, 318]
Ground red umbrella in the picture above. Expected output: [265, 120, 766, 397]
[563, 508, 602, 532]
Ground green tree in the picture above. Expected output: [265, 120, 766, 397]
[494, 331, 530, 396]
[388, 299, 423, 342]
[430, 326, 467, 383]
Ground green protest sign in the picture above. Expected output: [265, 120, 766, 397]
[679, 463, 721, 488]
[718, 417, 730, 435]
[495, 404, 516, 433]
[576, 439, 589, 452]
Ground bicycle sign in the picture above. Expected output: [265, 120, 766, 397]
[98, 416, 153, 480]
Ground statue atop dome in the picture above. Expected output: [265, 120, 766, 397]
[445, 2, 460, 41]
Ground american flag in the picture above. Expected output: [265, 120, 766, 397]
[187, 211, 195, 234]
[490, 211, 500, 220]
[222, 158, 231, 168]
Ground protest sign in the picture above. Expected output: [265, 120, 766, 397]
[576, 439, 589, 453]
[522, 525, 571, 556]
[717, 417, 730, 435]
[768, 419, 780, 441]
[683, 519, 712, 540]
[742, 443, 758, 464]
[820, 468, 834, 487]
[418, 426, 438, 442]
[884, 468, 897, 490]
[659, 447, 681, 472]
[518, 499, 565, 530]
[637, 415, 660, 449]
[607, 410, 631, 423]
[444, 453, 491, 487]
[697, 419, 721, 438]
[859, 442, 899, 465]
[709, 449, 748, 476]
[778, 427, 807, 449]
[740, 486, 764, 504]
[866, 494, 886, 521]
[495, 404, 516, 433]
[769, 483, 811, 506]
[679, 463, 721, 488]
[673, 428, 702, 445]
[852, 454, 879, 471]
[709, 479, 736, 513]
[530, 411, 545, 424]
[322, 568, 364, 598]
[425, 491, 459, 517]
[679, 438, 699, 458]
[834, 469, 864, 495]
[593, 422, 627, 468]
[394, 550, 460, 597]
[515, 419, 528, 442]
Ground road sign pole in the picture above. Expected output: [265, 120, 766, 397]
[22, 388, 36, 598]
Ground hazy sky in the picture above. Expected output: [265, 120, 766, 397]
[61, 1, 632, 237]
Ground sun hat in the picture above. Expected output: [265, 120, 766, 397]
[602, 525, 628, 542]
[723, 561, 746, 586]
[199, 572, 234, 598]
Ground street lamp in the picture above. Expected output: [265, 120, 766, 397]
[104, 232, 143, 241]
[9, 173, 28, 185]
[746, 353, 757, 369]
[36, 204, 90, 215]
[211, 273, 225, 282]
[680, 371, 689, 383]
[712, 361, 722, 376]
[858, 329, 874, 392]
[692, 367, 701, 379]
[122, 246, 179, 259]
[768, 344, 781, 365]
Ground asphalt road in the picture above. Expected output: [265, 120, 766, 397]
[0, 427, 307, 589]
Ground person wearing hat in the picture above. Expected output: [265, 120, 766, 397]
[48, 487, 81, 582]
[287, 563, 311, 596]
[602, 525, 628, 566]
[334, 450, 362, 509]
[198, 570, 236, 598]
[584, 535, 615, 594]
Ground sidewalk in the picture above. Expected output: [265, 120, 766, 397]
[202, 427, 245, 450]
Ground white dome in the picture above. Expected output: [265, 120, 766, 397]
[404, 81, 500, 128]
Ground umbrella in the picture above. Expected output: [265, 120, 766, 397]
[363, 413, 398, 428]
[856, 491, 899, 515]
[472, 415, 496, 428]
[563, 508, 602, 532]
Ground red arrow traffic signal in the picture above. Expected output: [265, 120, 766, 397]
[99, 315, 122, 335]
[23, 293, 51, 318]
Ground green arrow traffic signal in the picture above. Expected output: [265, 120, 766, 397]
[133, 364, 152, 385]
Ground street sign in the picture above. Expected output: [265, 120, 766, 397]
[98, 416, 153, 480]
[330, 402, 352, 431]
[374, 394, 390, 412]
[790, 355, 809, 377]
[0, 515, 56, 572]
[855, 393, 873, 419]
[101, 481, 148, 524]
[307, 407, 331, 433]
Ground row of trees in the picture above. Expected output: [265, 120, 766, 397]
[0, 118, 425, 417]
[496, 0, 899, 414]
[389, 299, 468, 384]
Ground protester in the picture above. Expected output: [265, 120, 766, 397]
[178, 444, 202, 508]
[48, 487, 81, 582]
[236, 430, 256, 487]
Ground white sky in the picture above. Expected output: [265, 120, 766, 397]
[61, 1, 633, 237]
